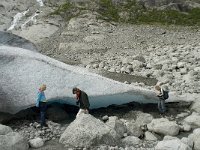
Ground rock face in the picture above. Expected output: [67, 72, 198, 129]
[0, 45, 165, 114]
[59, 114, 119, 148]
[147, 118, 180, 136]
[0, 124, 28, 150]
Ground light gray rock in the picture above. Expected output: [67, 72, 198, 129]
[191, 102, 200, 113]
[181, 137, 193, 148]
[188, 128, 200, 150]
[106, 116, 127, 138]
[29, 137, 44, 148]
[147, 118, 180, 136]
[83, 35, 105, 42]
[155, 137, 192, 150]
[0, 46, 162, 114]
[102, 115, 109, 122]
[144, 131, 158, 141]
[59, 114, 120, 148]
[122, 136, 141, 146]
[126, 121, 143, 137]
[0, 132, 28, 150]
[184, 112, 200, 128]
[135, 112, 153, 126]
[0, 124, 12, 135]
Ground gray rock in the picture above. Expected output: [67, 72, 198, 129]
[59, 114, 120, 148]
[106, 116, 127, 138]
[155, 137, 192, 150]
[0, 124, 12, 135]
[144, 131, 158, 141]
[184, 112, 200, 128]
[135, 112, 153, 126]
[122, 136, 140, 147]
[0, 132, 28, 150]
[126, 121, 143, 137]
[181, 137, 193, 148]
[188, 128, 200, 150]
[102, 115, 109, 122]
[147, 118, 180, 136]
[29, 137, 44, 148]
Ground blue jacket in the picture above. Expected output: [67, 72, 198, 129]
[36, 90, 46, 107]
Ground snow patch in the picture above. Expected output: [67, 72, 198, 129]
[7, 10, 29, 31]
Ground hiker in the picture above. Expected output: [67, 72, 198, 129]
[36, 84, 48, 127]
[155, 84, 169, 114]
[72, 87, 90, 117]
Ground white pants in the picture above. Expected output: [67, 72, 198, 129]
[76, 109, 89, 118]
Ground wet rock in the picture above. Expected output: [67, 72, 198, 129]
[59, 114, 120, 148]
[29, 137, 44, 148]
[147, 118, 180, 136]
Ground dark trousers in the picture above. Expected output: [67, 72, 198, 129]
[39, 102, 47, 126]
[158, 99, 166, 113]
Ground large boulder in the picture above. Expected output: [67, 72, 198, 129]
[0, 45, 161, 114]
[147, 118, 180, 136]
[122, 136, 141, 147]
[135, 112, 154, 126]
[59, 114, 120, 148]
[155, 136, 192, 150]
[125, 120, 143, 137]
[0, 132, 28, 150]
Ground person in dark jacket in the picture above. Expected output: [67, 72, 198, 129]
[72, 87, 90, 117]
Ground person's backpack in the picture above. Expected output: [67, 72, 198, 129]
[162, 90, 169, 100]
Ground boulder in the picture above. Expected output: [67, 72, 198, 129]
[59, 114, 120, 148]
[29, 137, 44, 148]
[144, 131, 158, 141]
[191, 101, 200, 113]
[106, 116, 127, 138]
[188, 128, 200, 150]
[147, 118, 180, 136]
[0, 132, 28, 150]
[125, 121, 143, 137]
[155, 137, 192, 150]
[122, 136, 141, 146]
[135, 112, 153, 126]
[0, 45, 161, 114]
[0, 124, 12, 135]
[184, 112, 200, 128]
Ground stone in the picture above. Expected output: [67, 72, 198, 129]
[29, 137, 44, 148]
[106, 116, 127, 138]
[144, 131, 158, 141]
[126, 121, 143, 137]
[191, 102, 200, 113]
[155, 137, 192, 150]
[184, 112, 200, 128]
[0, 124, 12, 135]
[135, 112, 153, 126]
[122, 136, 141, 146]
[147, 118, 180, 136]
[188, 128, 200, 150]
[0, 132, 28, 150]
[59, 114, 120, 148]
[131, 60, 143, 70]
[181, 137, 193, 148]
[102, 115, 109, 122]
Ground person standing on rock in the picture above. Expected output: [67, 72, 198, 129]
[72, 87, 90, 117]
[155, 84, 169, 114]
[36, 84, 48, 127]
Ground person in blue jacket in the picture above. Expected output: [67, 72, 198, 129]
[36, 84, 48, 127]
